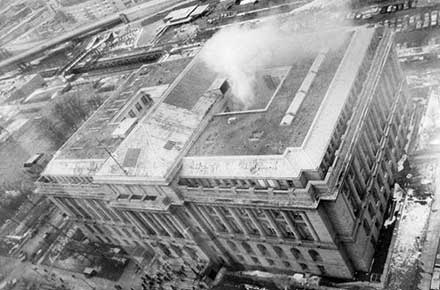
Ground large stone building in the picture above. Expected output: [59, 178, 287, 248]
[36, 26, 410, 284]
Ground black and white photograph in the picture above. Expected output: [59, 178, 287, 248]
[0, 0, 438, 289]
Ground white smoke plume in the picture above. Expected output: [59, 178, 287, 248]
[200, 0, 352, 108]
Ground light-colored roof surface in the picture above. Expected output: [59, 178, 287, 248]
[190, 4, 209, 16]
[165, 5, 197, 21]
[94, 97, 219, 182]
[93, 58, 222, 183]
[181, 27, 376, 179]
[42, 59, 191, 177]
[43, 158, 106, 177]
[42, 27, 378, 184]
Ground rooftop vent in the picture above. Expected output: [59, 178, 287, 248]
[280, 48, 329, 127]
[164, 140, 177, 150]
[209, 78, 230, 94]
[249, 130, 264, 142]
[112, 118, 137, 138]
[227, 117, 237, 124]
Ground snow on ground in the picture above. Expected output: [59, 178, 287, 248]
[290, 0, 349, 14]
[418, 88, 440, 150]
[387, 197, 432, 289]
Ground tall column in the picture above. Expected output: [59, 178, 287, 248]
[348, 177, 362, 205]
[151, 214, 175, 237]
[125, 211, 149, 236]
[264, 210, 283, 238]
[197, 206, 220, 233]
[139, 213, 161, 236]
[82, 199, 108, 221]
[357, 147, 370, 172]
[246, 209, 267, 237]
[213, 207, 234, 234]
[89, 200, 112, 221]
[169, 214, 191, 239]
[230, 208, 250, 237]
[366, 117, 379, 148]
[48, 196, 74, 217]
[362, 132, 375, 162]
[299, 212, 319, 241]
[73, 199, 96, 220]
[186, 205, 209, 234]
[370, 105, 384, 135]
[352, 157, 366, 188]
[63, 198, 86, 219]
[280, 211, 300, 240]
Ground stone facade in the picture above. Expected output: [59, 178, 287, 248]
[36, 27, 410, 286]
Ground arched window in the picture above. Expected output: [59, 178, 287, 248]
[290, 247, 304, 260]
[257, 244, 269, 256]
[241, 241, 254, 254]
[273, 246, 286, 258]
[227, 240, 238, 251]
[308, 249, 322, 262]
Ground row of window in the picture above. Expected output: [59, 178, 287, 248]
[198, 205, 315, 241]
[179, 178, 297, 190]
[235, 255, 327, 274]
[156, 242, 201, 261]
[107, 183, 162, 199]
[318, 30, 386, 177]
[39, 175, 93, 184]
[82, 222, 201, 261]
[56, 197, 185, 239]
[126, 93, 152, 119]
[227, 240, 323, 262]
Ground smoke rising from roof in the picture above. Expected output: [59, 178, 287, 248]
[200, 5, 350, 108]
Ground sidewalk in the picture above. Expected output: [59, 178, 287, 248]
[418, 162, 440, 290]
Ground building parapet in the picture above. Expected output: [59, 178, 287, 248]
[109, 195, 175, 211]
[179, 186, 318, 208]
[35, 182, 110, 199]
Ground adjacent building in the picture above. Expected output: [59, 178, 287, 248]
[49, 0, 161, 22]
[36, 26, 410, 285]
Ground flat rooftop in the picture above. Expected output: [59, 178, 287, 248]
[43, 58, 191, 177]
[43, 26, 380, 182]
[188, 31, 353, 157]
[94, 58, 221, 182]
[57, 58, 191, 160]
[181, 27, 378, 179]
